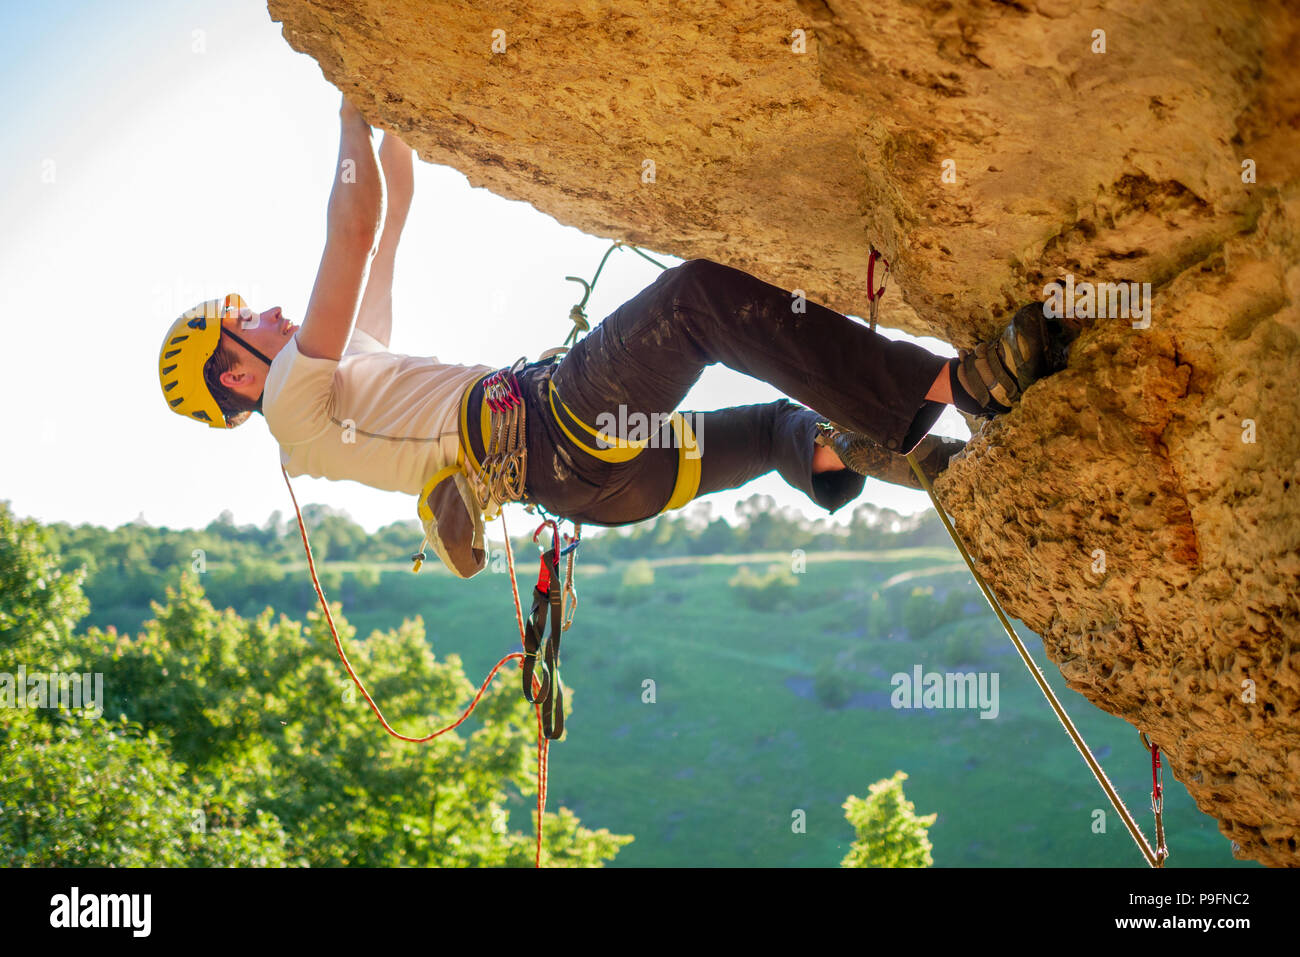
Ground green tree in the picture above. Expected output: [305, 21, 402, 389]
[813, 659, 853, 709]
[841, 770, 936, 868]
[88, 573, 631, 866]
[690, 517, 735, 555]
[0, 502, 89, 665]
[0, 709, 293, 867]
[727, 562, 798, 610]
[0, 505, 631, 868]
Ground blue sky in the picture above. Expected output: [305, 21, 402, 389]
[0, 0, 966, 535]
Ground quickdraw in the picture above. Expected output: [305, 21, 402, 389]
[467, 359, 583, 740]
[522, 519, 562, 738]
[514, 520, 572, 738]
[468, 358, 529, 511]
[519, 518, 581, 740]
[866, 244, 890, 333]
[1141, 731, 1170, 866]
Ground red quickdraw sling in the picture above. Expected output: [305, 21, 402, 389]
[520, 519, 581, 740]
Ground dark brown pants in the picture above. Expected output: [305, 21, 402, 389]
[473, 258, 950, 527]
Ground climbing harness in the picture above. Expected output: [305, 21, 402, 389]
[374, 247, 688, 856]
[442, 356, 583, 741]
[903, 448, 1170, 867]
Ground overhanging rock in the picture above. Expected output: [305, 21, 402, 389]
[268, 0, 1300, 866]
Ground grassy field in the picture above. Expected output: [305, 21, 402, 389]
[189, 548, 1249, 868]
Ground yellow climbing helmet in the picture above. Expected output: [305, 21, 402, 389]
[158, 293, 270, 429]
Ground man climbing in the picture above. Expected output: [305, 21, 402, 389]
[158, 97, 1078, 576]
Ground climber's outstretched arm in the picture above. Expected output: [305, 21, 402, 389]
[354, 132, 413, 349]
[296, 96, 385, 362]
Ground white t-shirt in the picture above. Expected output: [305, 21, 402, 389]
[262, 327, 495, 496]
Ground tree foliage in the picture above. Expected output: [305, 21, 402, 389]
[813, 659, 853, 709]
[902, 585, 973, 639]
[841, 770, 937, 868]
[0, 710, 291, 867]
[0, 501, 630, 867]
[3, 489, 967, 868]
[0, 505, 89, 663]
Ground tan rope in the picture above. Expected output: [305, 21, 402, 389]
[904, 448, 1165, 868]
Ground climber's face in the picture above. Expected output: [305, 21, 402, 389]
[216, 306, 298, 402]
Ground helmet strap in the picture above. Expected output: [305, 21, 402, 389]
[222, 327, 274, 367]
[222, 327, 274, 412]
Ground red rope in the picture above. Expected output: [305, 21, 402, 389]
[500, 506, 550, 866]
[282, 466, 550, 867]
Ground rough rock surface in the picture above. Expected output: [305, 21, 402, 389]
[268, 0, 1300, 865]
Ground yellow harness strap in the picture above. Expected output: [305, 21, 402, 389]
[459, 373, 494, 478]
[547, 379, 701, 512]
[547, 380, 646, 463]
[663, 413, 701, 512]
[453, 369, 702, 520]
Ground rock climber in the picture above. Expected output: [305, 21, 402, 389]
[158, 97, 1078, 577]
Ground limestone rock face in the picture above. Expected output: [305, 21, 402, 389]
[268, 0, 1300, 865]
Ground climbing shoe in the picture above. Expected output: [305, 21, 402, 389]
[815, 422, 966, 490]
[952, 299, 1079, 419]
